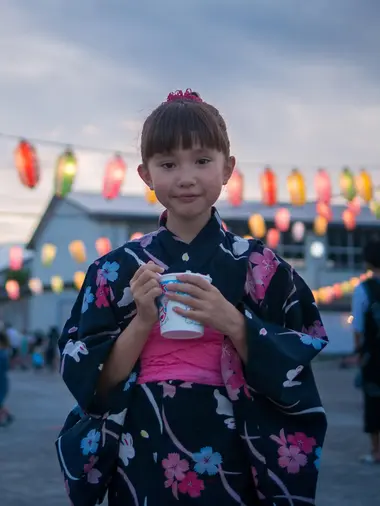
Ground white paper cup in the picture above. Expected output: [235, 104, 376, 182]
[158, 272, 212, 339]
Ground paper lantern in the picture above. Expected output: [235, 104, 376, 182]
[287, 169, 306, 206]
[54, 148, 77, 197]
[340, 167, 356, 201]
[248, 214, 266, 238]
[103, 154, 126, 200]
[312, 290, 319, 304]
[145, 187, 158, 204]
[6, 280, 20, 300]
[292, 221, 305, 242]
[274, 208, 290, 232]
[14, 139, 40, 189]
[342, 208, 356, 231]
[347, 196, 361, 216]
[314, 169, 332, 204]
[316, 201, 332, 222]
[41, 243, 57, 266]
[313, 215, 328, 236]
[51, 276, 64, 293]
[260, 167, 277, 206]
[95, 237, 112, 257]
[243, 235, 253, 239]
[332, 283, 343, 298]
[350, 277, 360, 289]
[9, 246, 23, 270]
[28, 278, 43, 294]
[74, 271, 86, 290]
[226, 169, 244, 206]
[69, 240, 86, 263]
[130, 232, 144, 240]
[356, 169, 372, 203]
[369, 200, 380, 219]
[266, 228, 280, 249]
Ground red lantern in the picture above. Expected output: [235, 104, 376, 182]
[266, 228, 280, 249]
[95, 237, 112, 257]
[274, 208, 290, 232]
[5, 280, 20, 300]
[316, 201, 332, 222]
[226, 169, 243, 206]
[260, 167, 277, 206]
[9, 246, 23, 270]
[332, 283, 343, 298]
[348, 196, 361, 216]
[342, 208, 356, 231]
[14, 140, 40, 188]
[103, 154, 126, 200]
[314, 169, 331, 204]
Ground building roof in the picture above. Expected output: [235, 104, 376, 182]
[26, 191, 380, 250]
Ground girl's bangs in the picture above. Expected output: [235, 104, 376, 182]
[142, 103, 228, 160]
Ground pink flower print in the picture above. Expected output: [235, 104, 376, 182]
[270, 428, 288, 446]
[68, 326, 78, 334]
[158, 381, 176, 398]
[302, 320, 326, 339]
[259, 328, 267, 336]
[245, 248, 280, 302]
[83, 456, 102, 484]
[140, 227, 165, 247]
[178, 471, 205, 498]
[221, 341, 250, 401]
[162, 453, 190, 482]
[287, 432, 316, 455]
[95, 285, 110, 308]
[278, 445, 308, 474]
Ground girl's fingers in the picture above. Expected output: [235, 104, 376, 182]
[166, 282, 204, 299]
[166, 293, 203, 309]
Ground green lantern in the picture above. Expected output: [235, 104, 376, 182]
[370, 200, 380, 220]
[54, 148, 77, 197]
[339, 167, 356, 201]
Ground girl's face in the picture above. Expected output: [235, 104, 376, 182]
[138, 145, 235, 221]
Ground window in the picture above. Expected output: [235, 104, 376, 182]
[327, 225, 367, 269]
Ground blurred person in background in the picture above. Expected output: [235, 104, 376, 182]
[352, 237, 380, 463]
[0, 330, 14, 427]
[32, 334, 45, 371]
[6, 323, 22, 369]
[45, 326, 59, 372]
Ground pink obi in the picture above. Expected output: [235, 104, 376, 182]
[137, 322, 224, 385]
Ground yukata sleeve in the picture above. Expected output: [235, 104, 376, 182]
[242, 248, 328, 405]
[58, 261, 134, 414]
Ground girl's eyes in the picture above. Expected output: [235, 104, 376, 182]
[161, 162, 175, 169]
[160, 158, 211, 169]
[197, 158, 211, 165]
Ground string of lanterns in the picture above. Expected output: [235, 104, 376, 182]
[312, 270, 373, 305]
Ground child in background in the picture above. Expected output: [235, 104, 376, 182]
[32, 336, 45, 370]
[0, 331, 14, 426]
[57, 89, 328, 506]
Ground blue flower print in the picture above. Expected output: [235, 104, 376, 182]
[300, 334, 325, 350]
[192, 446, 222, 475]
[97, 261, 120, 285]
[314, 446, 322, 470]
[123, 372, 137, 391]
[81, 286, 95, 313]
[80, 429, 100, 456]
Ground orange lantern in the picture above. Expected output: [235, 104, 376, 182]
[316, 201, 332, 222]
[103, 154, 126, 200]
[5, 280, 20, 300]
[95, 237, 112, 257]
[130, 232, 144, 240]
[274, 208, 290, 232]
[342, 208, 356, 231]
[74, 271, 86, 291]
[248, 214, 266, 238]
[332, 283, 343, 298]
[69, 240, 86, 263]
[287, 169, 306, 206]
[145, 187, 158, 204]
[292, 221, 305, 242]
[41, 243, 57, 266]
[266, 228, 280, 249]
[340, 167, 356, 201]
[314, 215, 328, 236]
[356, 169, 372, 203]
[226, 169, 244, 206]
[28, 278, 43, 294]
[9, 246, 23, 270]
[260, 167, 277, 206]
[51, 276, 64, 293]
[314, 168, 331, 204]
[14, 139, 40, 189]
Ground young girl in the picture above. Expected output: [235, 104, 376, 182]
[57, 89, 328, 506]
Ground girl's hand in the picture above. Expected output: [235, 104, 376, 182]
[130, 262, 164, 328]
[166, 274, 245, 339]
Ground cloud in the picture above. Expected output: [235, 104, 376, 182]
[0, 0, 379, 243]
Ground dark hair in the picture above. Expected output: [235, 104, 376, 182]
[0, 331, 9, 348]
[140, 91, 230, 163]
[363, 236, 380, 269]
